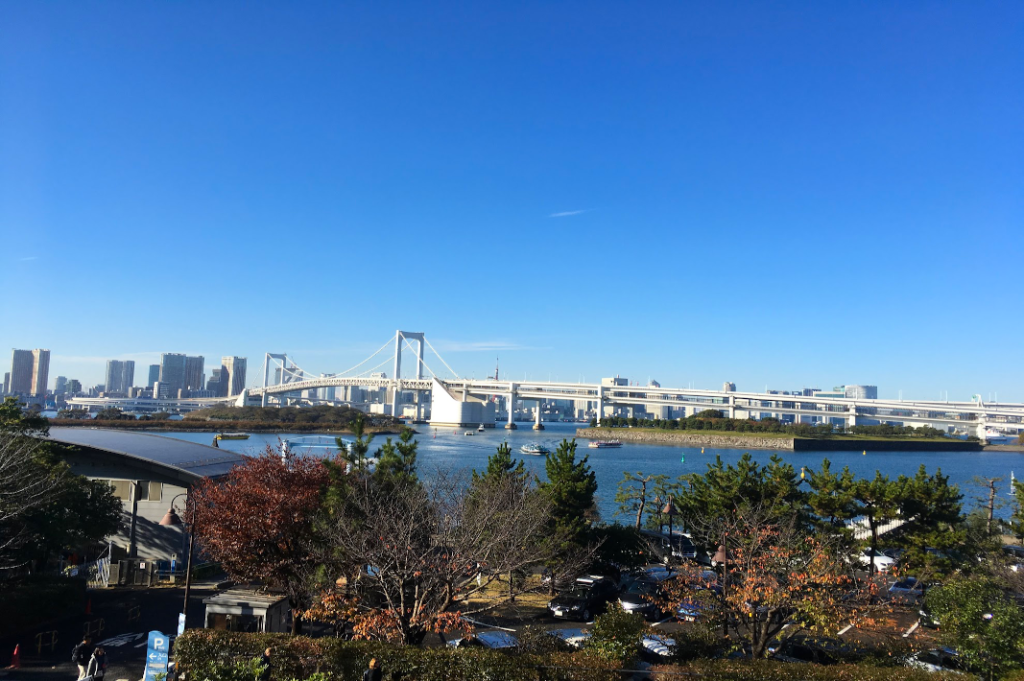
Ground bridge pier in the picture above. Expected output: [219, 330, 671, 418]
[847, 408, 858, 429]
[533, 399, 545, 430]
[505, 383, 518, 429]
[596, 385, 604, 425]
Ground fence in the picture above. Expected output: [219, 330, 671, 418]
[63, 546, 111, 588]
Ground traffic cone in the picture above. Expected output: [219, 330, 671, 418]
[11, 644, 21, 669]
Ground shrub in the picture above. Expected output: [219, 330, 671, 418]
[173, 630, 618, 681]
[649, 659, 964, 681]
[585, 602, 649, 663]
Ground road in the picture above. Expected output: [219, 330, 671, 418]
[1, 583, 216, 681]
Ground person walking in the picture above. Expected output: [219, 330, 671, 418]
[71, 636, 94, 681]
[362, 658, 382, 681]
[258, 647, 272, 681]
[86, 647, 107, 681]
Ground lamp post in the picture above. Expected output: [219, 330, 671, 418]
[714, 544, 729, 638]
[160, 493, 197, 630]
[662, 497, 677, 565]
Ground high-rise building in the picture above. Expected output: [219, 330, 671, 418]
[184, 356, 205, 392]
[67, 379, 81, 395]
[159, 353, 187, 393]
[10, 350, 34, 394]
[104, 360, 136, 394]
[55, 376, 68, 394]
[2, 372, 9, 394]
[221, 357, 247, 397]
[207, 368, 223, 394]
[10, 349, 49, 396]
[148, 364, 160, 388]
[844, 385, 878, 400]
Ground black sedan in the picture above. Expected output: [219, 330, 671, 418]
[547, 579, 618, 621]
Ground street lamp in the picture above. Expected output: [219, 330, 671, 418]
[662, 498, 677, 564]
[160, 493, 197, 631]
[714, 544, 729, 637]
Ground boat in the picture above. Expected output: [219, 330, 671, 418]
[520, 443, 550, 455]
[465, 431, 474, 436]
[588, 440, 622, 449]
[215, 433, 250, 440]
[478, 424, 486, 432]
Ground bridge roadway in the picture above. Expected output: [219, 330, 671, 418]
[243, 377, 1024, 433]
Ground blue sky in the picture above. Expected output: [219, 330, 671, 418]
[1, 2, 1021, 400]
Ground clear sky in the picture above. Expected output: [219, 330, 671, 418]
[1, 2, 1021, 401]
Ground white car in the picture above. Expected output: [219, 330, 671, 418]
[641, 634, 676, 659]
[903, 648, 968, 675]
[446, 630, 519, 649]
[854, 550, 895, 571]
[547, 628, 590, 649]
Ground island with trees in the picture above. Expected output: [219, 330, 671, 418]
[580, 410, 984, 451]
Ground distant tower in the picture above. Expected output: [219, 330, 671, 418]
[494, 357, 499, 381]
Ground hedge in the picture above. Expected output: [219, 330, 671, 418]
[173, 630, 619, 681]
[649, 659, 965, 681]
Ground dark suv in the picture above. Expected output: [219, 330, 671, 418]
[619, 579, 670, 620]
[547, 576, 618, 621]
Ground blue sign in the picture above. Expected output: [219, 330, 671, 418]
[145, 631, 169, 681]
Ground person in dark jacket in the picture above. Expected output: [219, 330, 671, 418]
[258, 647, 272, 681]
[363, 658, 382, 681]
[72, 636, 94, 680]
[86, 647, 108, 680]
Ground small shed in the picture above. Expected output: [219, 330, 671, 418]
[203, 589, 290, 633]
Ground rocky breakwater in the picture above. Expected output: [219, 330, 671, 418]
[576, 427, 794, 451]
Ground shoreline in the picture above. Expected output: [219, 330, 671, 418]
[47, 419, 402, 435]
[576, 427, 986, 452]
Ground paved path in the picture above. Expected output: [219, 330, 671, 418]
[1, 584, 216, 681]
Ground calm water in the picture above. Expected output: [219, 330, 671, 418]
[151, 423, 1022, 522]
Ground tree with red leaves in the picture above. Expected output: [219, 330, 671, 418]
[189, 446, 334, 633]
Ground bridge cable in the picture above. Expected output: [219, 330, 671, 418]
[422, 337, 461, 379]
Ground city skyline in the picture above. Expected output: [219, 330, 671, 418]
[2, 3, 1021, 400]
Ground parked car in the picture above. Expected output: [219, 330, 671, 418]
[903, 648, 968, 674]
[890, 577, 940, 604]
[639, 529, 698, 562]
[918, 603, 940, 629]
[1003, 545, 1024, 571]
[854, 550, 896, 571]
[619, 579, 670, 620]
[640, 634, 676, 661]
[447, 631, 519, 649]
[546, 628, 590, 649]
[547, 576, 618, 621]
[768, 637, 853, 665]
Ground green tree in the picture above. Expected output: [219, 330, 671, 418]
[586, 603, 650, 663]
[539, 439, 598, 591]
[925, 575, 1024, 679]
[615, 471, 667, 530]
[806, 459, 857, 530]
[899, 465, 964, 575]
[472, 441, 527, 486]
[373, 427, 418, 484]
[0, 397, 121, 569]
[850, 472, 907, 573]
[336, 413, 375, 473]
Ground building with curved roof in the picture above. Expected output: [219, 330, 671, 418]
[44, 428, 248, 563]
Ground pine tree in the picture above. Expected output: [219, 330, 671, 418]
[539, 439, 598, 586]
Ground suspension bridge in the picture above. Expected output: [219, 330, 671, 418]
[69, 330, 1024, 439]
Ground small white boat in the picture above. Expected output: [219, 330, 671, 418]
[588, 440, 622, 449]
[478, 424, 486, 432]
[520, 443, 550, 455]
[465, 431, 474, 436]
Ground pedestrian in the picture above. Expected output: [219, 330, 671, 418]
[362, 657, 382, 681]
[258, 647, 272, 681]
[71, 636, 94, 681]
[86, 647, 107, 681]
